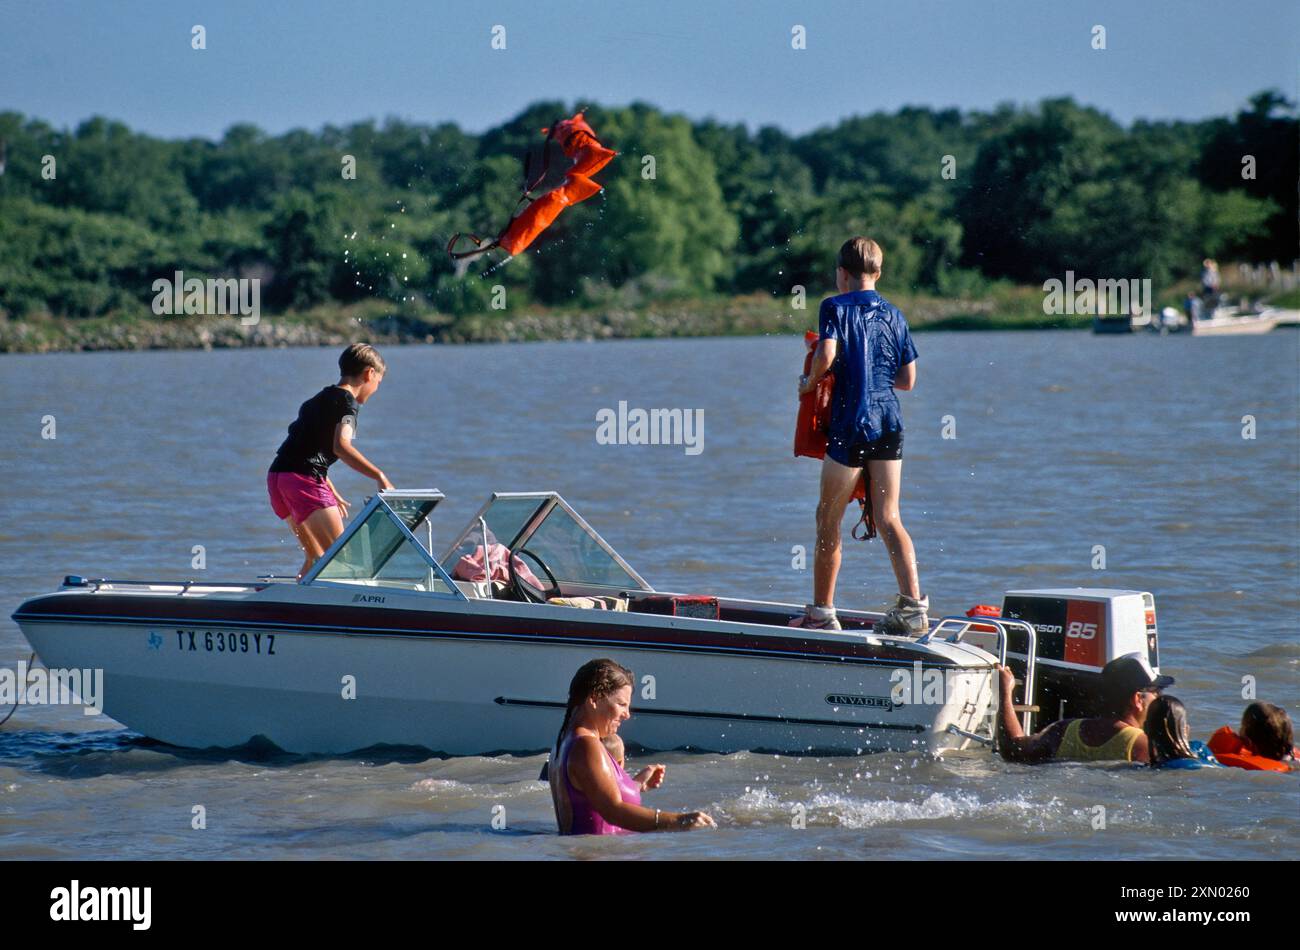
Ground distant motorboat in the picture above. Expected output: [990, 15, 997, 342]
[1192, 305, 1279, 336]
[1263, 307, 1300, 328]
[1151, 307, 1188, 334]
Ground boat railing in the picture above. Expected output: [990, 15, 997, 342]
[60, 576, 271, 594]
[920, 615, 1039, 746]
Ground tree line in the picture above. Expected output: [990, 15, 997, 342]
[0, 92, 1294, 320]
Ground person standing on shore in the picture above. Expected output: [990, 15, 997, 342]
[267, 343, 394, 578]
[794, 237, 926, 634]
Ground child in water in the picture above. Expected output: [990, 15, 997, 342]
[1145, 696, 1220, 769]
[1208, 702, 1297, 772]
[600, 733, 667, 792]
[539, 732, 666, 792]
[267, 343, 393, 578]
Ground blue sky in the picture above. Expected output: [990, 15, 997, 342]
[3, 0, 1296, 138]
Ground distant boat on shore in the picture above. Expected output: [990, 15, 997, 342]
[1264, 308, 1300, 328]
[1092, 302, 1294, 336]
[1191, 305, 1281, 336]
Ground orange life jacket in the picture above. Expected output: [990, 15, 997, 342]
[497, 115, 615, 256]
[794, 332, 873, 539]
[964, 603, 1002, 633]
[1206, 726, 1293, 773]
[448, 112, 616, 260]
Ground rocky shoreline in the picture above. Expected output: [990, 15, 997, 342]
[0, 293, 1070, 354]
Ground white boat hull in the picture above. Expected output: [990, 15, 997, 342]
[1192, 313, 1279, 335]
[18, 598, 996, 757]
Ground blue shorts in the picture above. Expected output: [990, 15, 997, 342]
[827, 429, 904, 467]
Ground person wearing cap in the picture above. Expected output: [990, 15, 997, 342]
[995, 653, 1174, 763]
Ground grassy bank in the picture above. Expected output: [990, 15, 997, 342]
[0, 285, 1093, 354]
[6, 277, 1293, 354]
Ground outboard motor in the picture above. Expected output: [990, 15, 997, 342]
[998, 589, 1161, 725]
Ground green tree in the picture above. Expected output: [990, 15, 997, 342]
[264, 189, 344, 309]
[567, 104, 739, 298]
[958, 99, 1121, 282]
[0, 197, 166, 317]
[1197, 90, 1298, 261]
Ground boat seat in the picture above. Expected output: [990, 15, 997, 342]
[547, 595, 629, 612]
[454, 579, 498, 599]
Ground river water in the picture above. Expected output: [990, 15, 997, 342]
[1, 329, 1296, 860]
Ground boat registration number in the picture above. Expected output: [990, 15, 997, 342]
[175, 629, 276, 656]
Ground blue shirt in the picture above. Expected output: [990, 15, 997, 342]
[1153, 740, 1222, 770]
[818, 290, 918, 445]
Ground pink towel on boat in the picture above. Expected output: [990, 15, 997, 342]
[452, 543, 543, 588]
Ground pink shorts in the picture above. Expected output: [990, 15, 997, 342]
[267, 471, 338, 524]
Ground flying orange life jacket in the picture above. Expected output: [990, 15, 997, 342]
[448, 112, 616, 261]
[794, 331, 874, 540]
[1206, 726, 1293, 773]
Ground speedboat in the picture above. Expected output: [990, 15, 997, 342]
[1192, 304, 1279, 335]
[10, 491, 1161, 756]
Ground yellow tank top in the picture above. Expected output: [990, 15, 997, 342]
[1057, 719, 1143, 762]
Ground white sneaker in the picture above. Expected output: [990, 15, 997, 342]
[789, 604, 842, 631]
[875, 594, 929, 637]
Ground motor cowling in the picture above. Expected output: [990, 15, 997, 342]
[997, 588, 1161, 723]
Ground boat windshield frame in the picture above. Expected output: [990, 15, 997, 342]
[441, 491, 652, 592]
[301, 490, 467, 600]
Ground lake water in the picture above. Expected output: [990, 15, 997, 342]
[1, 329, 1297, 860]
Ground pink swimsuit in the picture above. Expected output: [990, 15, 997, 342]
[557, 741, 643, 836]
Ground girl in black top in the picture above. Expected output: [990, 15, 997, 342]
[267, 344, 393, 577]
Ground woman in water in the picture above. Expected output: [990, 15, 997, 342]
[549, 659, 716, 835]
[1145, 696, 1220, 770]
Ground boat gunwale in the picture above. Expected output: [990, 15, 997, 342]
[12, 588, 996, 669]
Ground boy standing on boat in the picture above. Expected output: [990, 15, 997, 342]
[795, 238, 926, 634]
[267, 343, 394, 578]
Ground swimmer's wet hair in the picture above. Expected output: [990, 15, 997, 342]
[1144, 695, 1193, 766]
[553, 659, 634, 756]
[1240, 702, 1294, 761]
[339, 343, 386, 378]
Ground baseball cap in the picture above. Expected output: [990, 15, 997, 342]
[1102, 652, 1175, 696]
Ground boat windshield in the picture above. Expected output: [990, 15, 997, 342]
[442, 493, 649, 591]
[310, 495, 458, 596]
